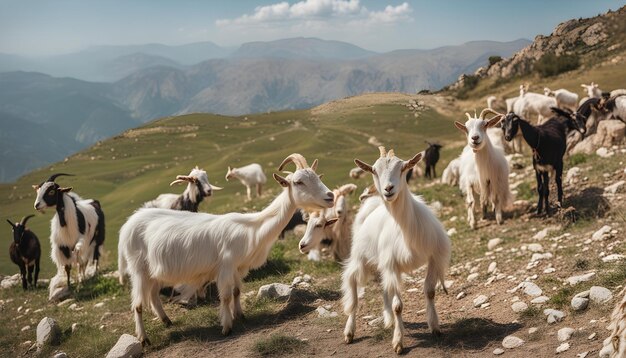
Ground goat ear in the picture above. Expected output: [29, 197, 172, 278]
[311, 159, 318, 172]
[6, 219, 15, 228]
[32, 184, 40, 191]
[318, 174, 324, 179]
[339, 183, 357, 195]
[59, 187, 73, 193]
[454, 121, 468, 134]
[273, 173, 290, 188]
[354, 159, 373, 173]
[403, 152, 423, 172]
[325, 218, 339, 227]
[301, 211, 310, 222]
[485, 115, 504, 128]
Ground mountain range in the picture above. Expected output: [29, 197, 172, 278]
[0, 37, 530, 182]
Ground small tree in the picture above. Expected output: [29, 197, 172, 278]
[488, 56, 502, 66]
[534, 53, 580, 77]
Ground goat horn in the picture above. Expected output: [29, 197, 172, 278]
[278, 153, 309, 171]
[479, 108, 503, 120]
[169, 175, 195, 186]
[388, 149, 395, 157]
[210, 185, 223, 191]
[47, 173, 74, 182]
[465, 112, 473, 120]
[378, 146, 387, 158]
[20, 214, 35, 227]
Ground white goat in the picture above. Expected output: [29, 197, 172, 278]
[342, 147, 451, 354]
[455, 109, 511, 229]
[441, 158, 460, 186]
[515, 84, 557, 123]
[119, 154, 334, 345]
[353, 185, 383, 233]
[225, 163, 266, 200]
[33, 173, 105, 300]
[581, 82, 602, 98]
[143, 166, 222, 212]
[505, 96, 519, 113]
[599, 286, 626, 358]
[544, 87, 578, 111]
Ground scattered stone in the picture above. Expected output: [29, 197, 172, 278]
[493, 348, 504, 355]
[105, 334, 142, 358]
[596, 147, 611, 158]
[592, 226, 612, 241]
[556, 342, 570, 354]
[71, 323, 79, 333]
[20, 325, 30, 332]
[488, 262, 497, 274]
[456, 292, 466, 300]
[447, 228, 457, 236]
[533, 229, 549, 240]
[473, 295, 489, 308]
[488, 238, 503, 251]
[467, 273, 479, 282]
[602, 254, 625, 263]
[53, 353, 68, 358]
[512, 301, 528, 313]
[502, 335, 524, 349]
[36, 317, 61, 347]
[522, 282, 543, 297]
[57, 298, 75, 307]
[527, 243, 543, 252]
[528, 327, 538, 334]
[530, 252, 553, 263]
[558, 327, 575, 342]
[588, 333, 596, 340]
[49, 286, 71, 302]
[94, 302, 105, 308]
[577, 352, 589, 358]
[566, 272, 596, 285]
[291, 276, 303, 286]
[589, 286, 612, 304]
[571, 297, 589, 311]
[544, 308, 566, 324]
[316, 306, 338, 318]
[604, 180, 625, 195]
[531, 296, 549, 305]
[257, 283, 292, 300]
[566, 167, 581, 184]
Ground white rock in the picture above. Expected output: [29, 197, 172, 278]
[493, 348, 504, 355]
[592, 226, 612, 241]
[604, 180, 625, 194]
[291, 276, 303, 286]
[557, 327, 575, 342]
[544, 308, 565, 323]
[602, 254, 625, 263]
[53, 353, 68, 358]
[71, 323, 79, 333]
[502, 335, 524, 349]
[531, 296, 549, 304]
[20, 325, 30, 332]
[556, 342, 570, 353]
[511, 301, 528, 313]
[488, 262, 497, 274]
[94, 302, 105, 308]
[257, 283, 292, 300]
[316, 306, 338, 318]
[530, 252, 552, 262]
[589, 286, 612, 304]
[36, 317, 61, 347]
[528, 327, 538, 334]
[523, 282, 543, 297]
[566, 272, 596, 285]
[447, 228, 457, 236]
[467, 273, 479, 282]
[473, 295, 489, 307]
[456, 292, 466, 300]
[571, 296, 589, 311]
[488, 238, 503, 251]
[533, 229, 549, 240]
[596, 147, 611, 158]
[105, 334, 143, 358]
[577, 352, 588, 358]
[527, 243, 543, 252]
[566, 167, 581, 184]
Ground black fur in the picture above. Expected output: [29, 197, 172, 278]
[89, 200, 106, 264]
[59, 245, 72, 259]
[424, 142, 443, 179]
[7, 215, 41, 290]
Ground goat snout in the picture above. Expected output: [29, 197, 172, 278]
[385, 185, 394, 193]
[471, 135, 479, 141]
[299, 242, 308, 253]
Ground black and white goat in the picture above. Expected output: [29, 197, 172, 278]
[423, 141, 442, 179]
[7, 215, 41, 290]
[501, 108, 585, 215]
[143, 166, 222, 212]
[32, 173, 105, 297]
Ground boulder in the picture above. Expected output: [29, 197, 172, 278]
[589, 286, 612, 304]
[502, 335, 524, 349]
[36, 317, 61, 347]
[257, 283, 292, 300]
[594, 119, 625, 147]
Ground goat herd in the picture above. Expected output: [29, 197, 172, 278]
[5, 81, 625, 354]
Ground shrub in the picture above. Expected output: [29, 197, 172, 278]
[534, 53, 580, 77]
[488, 56, 502, 66]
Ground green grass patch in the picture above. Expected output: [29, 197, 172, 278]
[568, 153, 588, 166]
[253, 334, 308, 356]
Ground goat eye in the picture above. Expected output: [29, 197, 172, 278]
[48, 189, 55, 196]
[315, 224, 322, 228]
[294, 181, 304, 185]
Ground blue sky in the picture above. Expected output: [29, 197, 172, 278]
[0, 0, 624, 56]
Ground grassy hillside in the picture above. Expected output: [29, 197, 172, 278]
[0, 93, 460, 276]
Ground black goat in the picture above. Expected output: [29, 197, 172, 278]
[501, 107, 585, 215]
[7, 215, 41, 290]
[424, 141, 443, 179]
[279, 209, 307, 239]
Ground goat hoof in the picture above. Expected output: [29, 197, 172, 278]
[222, 327, 232, 336]
[141, 337, 151, 346]
[163, 317, 173, 327]
[431, 329, 443, 338]
[393, 342, 404, 354]
[344, 333, 354, 344]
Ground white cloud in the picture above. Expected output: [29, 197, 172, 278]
[216, 0, 411, 27]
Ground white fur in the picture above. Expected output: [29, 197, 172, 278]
[119, 157, 333, 343]
[609, 96, 626, 121]
[34, 184, 101, 299]
[599, 286, 626, 358]
[441, 158, 460, 187]
[544, 87, 578, 111]
[225, 163, 267, 200]
[505, 96, 518, 113]
[342, 149, 451, 353]
[487, 95, 497, 110]
[515, 85, 557, 123]
[456, 114, 512, 229]
[581, 82, 602, 98]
